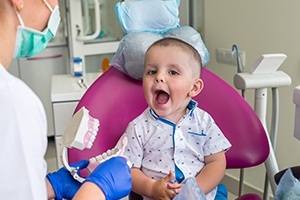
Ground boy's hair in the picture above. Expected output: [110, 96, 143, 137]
[146, 37, 202, 76]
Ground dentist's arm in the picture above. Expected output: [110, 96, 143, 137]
[72, 181, 106, 200]
[46, 177, 55, 199]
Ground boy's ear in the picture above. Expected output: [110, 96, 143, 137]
[189, 78, 204, 97]
[11, 0, 24, 12]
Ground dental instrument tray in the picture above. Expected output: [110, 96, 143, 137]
[249, 54, 287, 74]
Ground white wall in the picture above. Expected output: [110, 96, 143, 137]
[203, 0, 300, 195]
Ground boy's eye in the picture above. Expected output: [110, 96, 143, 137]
[169, 70, 179, 75]
[147, 70, 156, 75]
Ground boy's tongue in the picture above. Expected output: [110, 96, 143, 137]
[156, 91, 169, 104]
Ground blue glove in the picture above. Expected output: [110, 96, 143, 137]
[84, 156, 132, 200]
[46, 160, 89, 200]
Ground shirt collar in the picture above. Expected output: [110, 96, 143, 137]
[149, 99, 198, 121]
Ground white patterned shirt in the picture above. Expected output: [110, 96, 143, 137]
[120, 100, 232, 200]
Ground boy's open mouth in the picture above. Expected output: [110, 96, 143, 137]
[155, 90, 169, 104]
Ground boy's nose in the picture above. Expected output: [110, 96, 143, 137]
[155, 72, 164, 83]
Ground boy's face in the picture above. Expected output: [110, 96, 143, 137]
[143, 45, 203, 122]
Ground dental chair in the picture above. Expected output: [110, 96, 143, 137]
[68, 67, 269, 200]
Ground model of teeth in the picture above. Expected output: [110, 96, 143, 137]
[60, 106, 100, 182]
[60, 107, 130, 182]
[87, 136, 128, 173]
[60, 106, 99, 150]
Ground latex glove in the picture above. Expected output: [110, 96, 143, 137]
[84, 156, 132, 200]
[46, 160, 89, 200]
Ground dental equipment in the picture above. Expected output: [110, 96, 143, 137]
[232, 44, 246, 197]
[87, 136, 128, 173]
[60, 106, 99, 150]
[271, 86, 300, 196]
[68, 67, 269, 199]
[77, 78, 88, 89]
[293, 86, 300, 140]
[232, 44, 244, 73]
[76, 0, 101, 41]
[60, 106, 100, 182]
[249, 54, 287, 75]
[234, 54, 291, 199]
[60, 106, 129, 183]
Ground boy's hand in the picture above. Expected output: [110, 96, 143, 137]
[167, 182, 182, 194]
[152, 171, 182, 200]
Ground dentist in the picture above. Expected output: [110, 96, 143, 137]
[0, 0, 131, 199]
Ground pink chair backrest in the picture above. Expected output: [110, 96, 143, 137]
[68, 67, 269, 169]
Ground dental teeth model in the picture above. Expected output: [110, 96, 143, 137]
[87, 136, 128, 173]
[60, 106, 130, 183]
[60, 106, 99, 150]
[60, 106, 100, 182]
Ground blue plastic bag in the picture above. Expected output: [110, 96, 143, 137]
[110, 26, 210, 80]
[111, 0, 210, 80]
[173, 177, 207, 200]
[115, 0, 180, 34]
[275, 168, 300, 200]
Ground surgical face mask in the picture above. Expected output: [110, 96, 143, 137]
[13, 1, 61, 58]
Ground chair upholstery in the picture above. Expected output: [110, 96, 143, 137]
[68, 67, 269, 199]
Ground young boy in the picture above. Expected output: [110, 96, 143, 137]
[119, 37, 231, 200]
